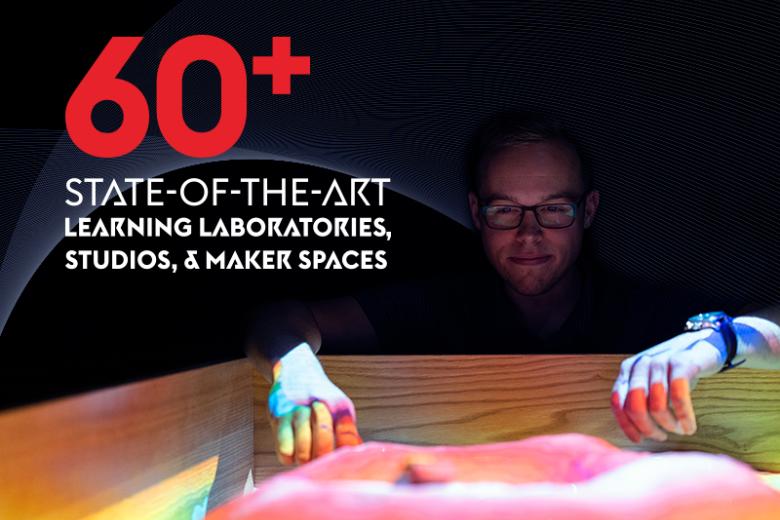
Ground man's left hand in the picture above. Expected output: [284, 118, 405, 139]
[611, 329, 725, 442]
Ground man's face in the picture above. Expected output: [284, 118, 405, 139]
[468, 140, 599, 296]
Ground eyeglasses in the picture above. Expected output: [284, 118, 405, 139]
[479, 196, 585, 230]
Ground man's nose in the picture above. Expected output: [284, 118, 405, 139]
[514, 209, 543, 239]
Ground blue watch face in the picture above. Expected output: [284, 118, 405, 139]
[689, 311, 727, 324]
[685, 311, 728, 332]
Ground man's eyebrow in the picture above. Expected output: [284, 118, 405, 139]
[480, 193, 518, 204]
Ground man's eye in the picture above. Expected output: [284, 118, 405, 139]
[542, 205, 568, 213]
[487, 206, 515, 215]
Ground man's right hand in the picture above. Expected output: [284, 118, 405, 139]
[268, 343, 362, 465]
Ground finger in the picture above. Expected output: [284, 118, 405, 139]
[311, 401, 335, 459]
[611, 391, 642, 443]
[322, 396, 362, 449]
[611, 358, 642, 443]
[625, 356, 667, 441]
[625, 389, 667, 441]
[669, 350, 701, 435]
[648, 358, 683, 434]
[293, 406, 312, 464]
[333, 410, 362, 448]
[275, 412, 295, 465]
[669, 377, 697, 435]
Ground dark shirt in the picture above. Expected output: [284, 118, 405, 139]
[345, 263, 727, 355]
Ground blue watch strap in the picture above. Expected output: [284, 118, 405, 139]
[718, 316, 744, 373]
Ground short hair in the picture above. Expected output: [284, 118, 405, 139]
[467, 111, 593, 193]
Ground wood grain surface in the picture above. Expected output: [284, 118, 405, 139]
[0, 359, 253, 520]
[254, 355, 780, 481]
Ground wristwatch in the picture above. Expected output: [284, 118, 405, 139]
[684, 311, 744, 372]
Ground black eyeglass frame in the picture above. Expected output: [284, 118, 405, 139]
[479, 195, 587, 230]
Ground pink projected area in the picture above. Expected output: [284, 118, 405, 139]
[209, 434, 780, 520]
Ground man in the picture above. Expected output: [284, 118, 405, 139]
[246, 112, 718, 465]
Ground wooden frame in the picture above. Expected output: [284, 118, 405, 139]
[0, 359, 253, 520]
[255, 355, 780, 480]
[1, 354, 777, 519]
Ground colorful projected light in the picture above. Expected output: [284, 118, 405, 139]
[209, 434, 780, 520]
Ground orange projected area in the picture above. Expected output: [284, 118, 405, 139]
[210, 434, 780, 520]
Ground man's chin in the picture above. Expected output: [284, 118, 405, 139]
[503, 275, 557, 297]
[504, 269, 557, 296]
[508, 284, 554, 297]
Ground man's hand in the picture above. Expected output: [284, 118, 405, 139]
[611, 329, 725, 443]
[268, 343, 362, 465]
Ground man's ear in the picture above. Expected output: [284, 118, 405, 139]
[468, 191, 482, 230]
[584, 189, 600, 229]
